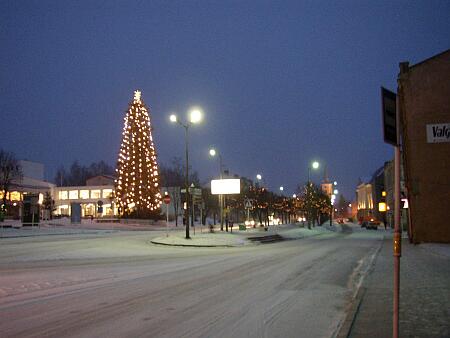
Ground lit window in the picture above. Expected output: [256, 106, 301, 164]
[59, 191, 68, 200]
[80, 190, 89, 199]
[102, 189, 113, 198]
[69, 190, 78, 199]
[10, 191, 21, 201]
[91, 190, 101, 199]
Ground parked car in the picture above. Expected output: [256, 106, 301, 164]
[360, 217, 380, 229]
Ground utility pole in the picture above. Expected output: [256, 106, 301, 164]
[393, 75, 404, 338]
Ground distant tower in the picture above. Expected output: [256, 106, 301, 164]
[321, 165, 332, 197]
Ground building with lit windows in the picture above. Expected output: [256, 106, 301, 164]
[1, 160, 55, 219]
[356, 178, 373, 222]
[355, 167, 385, 224]
[53, 175, 116, 217]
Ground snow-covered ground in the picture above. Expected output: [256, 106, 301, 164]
[0, 222, 386, 337]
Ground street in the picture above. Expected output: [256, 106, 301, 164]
[0, 226, 384, 337]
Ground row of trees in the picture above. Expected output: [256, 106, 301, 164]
[223, 180, 332, 228]
[54, 160, 115, 186]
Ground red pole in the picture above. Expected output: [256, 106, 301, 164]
[393, 92, 402, 338]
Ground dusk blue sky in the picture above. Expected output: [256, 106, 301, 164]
[1, 1, 449, 199]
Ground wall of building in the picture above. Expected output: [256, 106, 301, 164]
[399, 50, 450, 243]
[53, 185, 116, 217]
[356, 183, 373, 221]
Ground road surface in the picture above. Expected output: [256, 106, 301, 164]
[0, 226, 384, 337]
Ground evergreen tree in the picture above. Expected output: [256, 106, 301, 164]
[115, 90, 162, 218]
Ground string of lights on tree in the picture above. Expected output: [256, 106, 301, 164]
[115, 90, 162, 216]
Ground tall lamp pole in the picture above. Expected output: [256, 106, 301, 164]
[170, 108, 203, 239]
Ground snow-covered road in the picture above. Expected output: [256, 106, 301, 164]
[0, 227, 384, 337]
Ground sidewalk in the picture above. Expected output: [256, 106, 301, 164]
[344, 235, 450, 338]
[150, 223, 340, 247]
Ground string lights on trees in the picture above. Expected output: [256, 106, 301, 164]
[115, 90, 162, 218]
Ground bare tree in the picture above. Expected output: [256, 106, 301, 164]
[0, 149, 22, 213]
[160, 157, 200, 226]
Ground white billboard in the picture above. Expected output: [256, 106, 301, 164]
[211, 179, 240, 195]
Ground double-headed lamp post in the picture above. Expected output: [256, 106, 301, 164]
[308, 161, 320, 182]
[209, 148, 225, 231]
[170, 108, 203, 239]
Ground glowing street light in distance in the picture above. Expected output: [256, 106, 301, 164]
[169, 114, 177, 123]
[189, 108, 203, 123]
[209, 148, 216, 157]
[312, 161, 320, 169]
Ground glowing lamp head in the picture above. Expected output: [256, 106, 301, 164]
[333, 181, 338, 186]
[293, 194, 297, 198]
[189, 108, 203, 124]
[209, 148, 216, 157]
[256, 174, 262, 180]
[279, 186, 284, 191]
[334, 189, 339, 194]
[312, 161, 319, 169]
[169, 114, 177, 123]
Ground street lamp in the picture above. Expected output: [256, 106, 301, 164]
[209, 147, 225, 231]
[170, 107, 203, 239]
[308, 161, 320, 182]
[279, 186, 284, 192]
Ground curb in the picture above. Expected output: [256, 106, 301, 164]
[334, 238, 384, 338]
[335, 288, 366, 338]
[149, 240, 237, 248]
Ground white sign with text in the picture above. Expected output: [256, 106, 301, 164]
[426, 123, 450, 143]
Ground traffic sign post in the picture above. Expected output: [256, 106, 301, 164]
[244, 199, 253, 223]
[381, 85, 401, 338]
[163, 193, 171, 237]
[382, 87, 398, 146]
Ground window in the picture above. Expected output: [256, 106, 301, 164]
[80, 190, 89, 199]
[10, 191, 21, 201]
[69, 190, 78, 199]
[58, 205, 69, 215]
[91, 190, 101, 199]
[102, 189, 113, 198]
[59, 191, 68, 200]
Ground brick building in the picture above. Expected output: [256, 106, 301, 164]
[398, 49, 450, 243]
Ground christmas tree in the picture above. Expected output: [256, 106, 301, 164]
[115, 90, 162, 218]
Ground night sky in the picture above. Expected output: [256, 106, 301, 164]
[1, 1, 449, 200]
